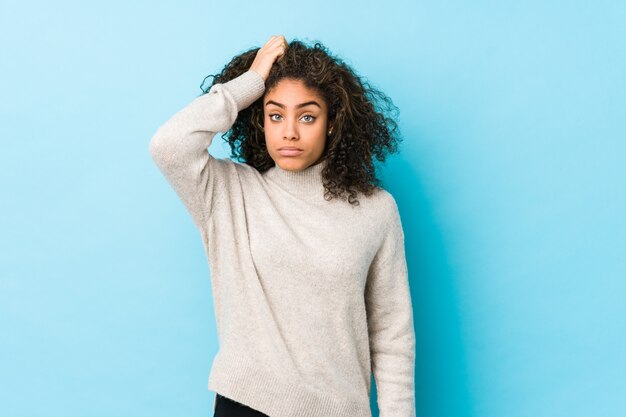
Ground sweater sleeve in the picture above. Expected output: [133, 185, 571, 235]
[148, 69, 266, 228]
[365, 195, 416, 417]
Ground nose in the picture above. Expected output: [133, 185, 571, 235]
[283, 117, 299, 140]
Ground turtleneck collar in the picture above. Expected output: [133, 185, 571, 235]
[264, 158, 328, 202]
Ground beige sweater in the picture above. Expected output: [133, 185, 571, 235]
[149, 69, 416, 417]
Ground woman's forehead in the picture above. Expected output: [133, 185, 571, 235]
[265, 79, 326, 108]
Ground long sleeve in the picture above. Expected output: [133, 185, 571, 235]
[365, 196, 416, 417]
[148, 69, 266, 228]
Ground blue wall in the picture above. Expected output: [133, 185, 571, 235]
[1, 1, 624, 416]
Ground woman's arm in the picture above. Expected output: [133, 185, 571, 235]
[365, 195, 417, 417]
[148, 69, 265, 228]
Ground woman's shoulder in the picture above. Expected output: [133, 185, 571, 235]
[219, 158, 261, 178]
[360, 185, 399, 213]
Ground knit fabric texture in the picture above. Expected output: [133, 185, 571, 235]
[149, 69, 416, 417]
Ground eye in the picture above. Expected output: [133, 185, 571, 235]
[268, 114, 317, 123]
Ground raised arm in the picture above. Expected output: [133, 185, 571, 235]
[148, 69, 265, 228]
[365, 195, 417, 417]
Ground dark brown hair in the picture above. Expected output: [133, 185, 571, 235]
[199, 38, 403, 206]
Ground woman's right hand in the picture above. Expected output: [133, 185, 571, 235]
[250, 35, 288, 82]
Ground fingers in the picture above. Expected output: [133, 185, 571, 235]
[275, 36, 288, 60]
[251, 35, 287, 79]
[266, 35, 288, 53]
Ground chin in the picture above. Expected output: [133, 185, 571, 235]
[276, 158, 309, 171]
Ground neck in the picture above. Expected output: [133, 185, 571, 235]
[264, 158, 328, 202]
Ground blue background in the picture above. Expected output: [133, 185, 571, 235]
[1, 1, 624, 416]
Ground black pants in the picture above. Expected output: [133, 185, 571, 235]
[214, 393, 269, 417]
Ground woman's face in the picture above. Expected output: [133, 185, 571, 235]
[263, 78, 331, 171]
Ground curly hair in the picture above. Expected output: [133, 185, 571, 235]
[199, 38, 403, 206]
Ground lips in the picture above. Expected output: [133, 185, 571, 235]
[278, 147, 304, 157]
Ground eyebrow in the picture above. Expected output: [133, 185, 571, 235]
[264, 100, 321, 109]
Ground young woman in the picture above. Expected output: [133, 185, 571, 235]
[149, 35, 416, 417]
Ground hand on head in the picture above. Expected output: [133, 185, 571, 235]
[250, 35, 288, 82]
